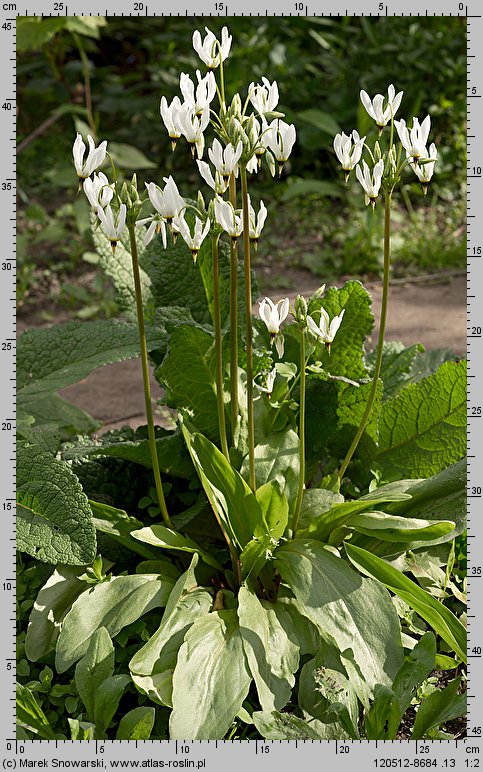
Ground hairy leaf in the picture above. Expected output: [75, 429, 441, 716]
[366, 341, 425, 401]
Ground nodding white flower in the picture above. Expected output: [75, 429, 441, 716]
[180, 70, 216, 114]
[307, 308, 345, 353]
[257, 367, 277, 397]
[333, 130, 366, 175]
[174, 214, 210, 262]
[214, 198, 243, 239]
[360, 84, 403, 128]
[145, 176, 185, 224]
[411, 143, 437, 193]
[395, 116, 431, 163]
[177, 105, 210, 159]
[259, 297, 290, 358]
[246, 154, 260, 174]
[356, 159, 385, 208]
[73, 134, 107, 181]
[97, 203, 126, 252]
[208, 139, 243, 182]
[192, 26, 232, 69]
[246, 195, 268, 247]
[249, 77, 279, 116]
[83, 172, 113, 209]
[196, 160, 229, 194]
[138, 216, 168, 249]
[160, 96, 183, 150]
[264, 119, 296, 174]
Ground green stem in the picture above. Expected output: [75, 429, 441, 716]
[240, 165, 256, 491]
[337, 191, 392, 483]
[212, 235, 230, 460]
[291, 330, 306, 536]
[128, 225, 172, 528]
[229, 173, 239, 434]
[73, 33, 96, 140]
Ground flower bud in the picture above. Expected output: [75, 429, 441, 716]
[197, 189, 206, 213]
[374, 141, 382, 162]
[294, 294, 308, 325]
[229, 93, 242, 121]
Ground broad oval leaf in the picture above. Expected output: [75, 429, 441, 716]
[131, 524, 222, 570]
[74, 627, 114, 722]
[116, 707, 156, 740]
[348, 512, 455, 543]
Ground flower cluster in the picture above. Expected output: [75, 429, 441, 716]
[333, 84, 438, 205]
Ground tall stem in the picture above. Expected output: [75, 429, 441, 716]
[212, 235, 230, 460]
[292, 330, 306, 535]
[337, 192, 392, 482]
[128, 225, 172, 528]
[229, 173, 239, 433]
[240, 166, 256, 491]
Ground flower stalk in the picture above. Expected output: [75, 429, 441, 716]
[212, 234, 230, 460]
[127, 224, 172, 528]
[337, 191, 392, 482]
[240, 165, 256, 490]
[229, 172, 239, 433]
[291, 329, 306, 536]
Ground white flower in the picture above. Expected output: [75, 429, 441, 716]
[180, 70, 216, 114]
[411, 143, 437, 192]
[249, 77, 279, 116]
[246, 195, 267, 246]
[160, 96, 183, 148]
[214, 198, 243, 239]
[97, 204, 126, 252]
[83, 172, 113, 209]
[177, 105, 210, 158]
[360, 84, 403, 128]
[257, 367, 277, 397]
[333, 130, 366, 174]
[356, 159, 385, 207]
[259, 297, 289, 335]
[394, 116, 431, 162]
[145, 176, 185, 223]
[246, 155, 259, 174]
[307, 308, 345, 353]
[196, 160, 229, 194]
[192, 26, 232, 69]
[73, 134, 107, 180]
[264, 119, 296, 173]
[175, 214, 210, 261]
[208, 139, 243, 181]
[138, 216, 168, 249]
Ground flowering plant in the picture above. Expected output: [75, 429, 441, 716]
[17, 26, 466, 741]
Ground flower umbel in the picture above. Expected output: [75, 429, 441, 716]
[73, 134, 107, 181]
[356, 159, 385, 208]
[307, 308, 345, 353]
[360, 84, 403, 129]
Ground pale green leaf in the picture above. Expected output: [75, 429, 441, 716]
[16, 683, 56, 739]
[252, 711, 324, 739]
[93, 674, 131, 737]
[392, 632, 436, 720]
[109, 142, 156, 170]
[116, 707, 156, 740]
[411, 678, 466, 739]
[366, 341, 425, 401]
[348, 512, 455, 543]
[90, 501, 162, 561]
[75, 627, 114, 721]
[131, 524, 222, 570]
[241, 429, 300, 517]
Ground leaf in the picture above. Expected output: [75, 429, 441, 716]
[20, 394, 101, 440]
[90, 501, 163, 561]
[17, 444, 97, 566]
[75, 627, 115, 721]
[56, 574, 175, 672]
[93, 674, 131, 737]
[297, 108, 341, 136]
[130, 556, 212, 707]
[255, 480, 289, 540]
[16, 17, 67, 52]
[411, 678, 466, 739]
[241, 429, 300, 517]
[366, 341, 425, 401]
[252, 711, 324, 739]
[348, 512, 455, 543]
[158, 326, 219, 442]
[344, 544, 466, 663]
[68, 719, 96, 740]
[170, 609, 252, 739]
[109, 142, 156, 169]
[131, 524, 222, 570]
[18, 318, 164, 407]
[282, 179, 344, 201]
[275, 539, 403, 702]
[181, 423, 266, 549]
[392, 632, 436, 720]
[16, 683, 56, 739]
[296, 489, 344, 532]
[238, 585, 299, 713]
[364, 685, 400, 740]
[407, 347, 457, 384]
[375, 360, 467, 480]
[63, 16, 107, 38]
[25, 566, 87, 661]
[116, 707, 156, 740]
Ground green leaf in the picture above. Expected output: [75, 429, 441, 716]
[116, 707, 156, 740]
[296, 489, 344, 532]
[109, 142, 156, 170]
[238, 585, 299, 712]
[282, 179, 344, 201]
[255, 480, 289, 541]
[375, 360, 467, 480]
[344, 544, 466, 663]
[411, 678, 466, 740]
[366, 341, 425, 401]
[252, 711, 324, 739]
[68, 719, 96, 740]
[181, 423, 266, 549]
[63, 16, 107, 38]
[170, 609, 252, 739]
[241, 429, 300, 517]
[364, 685, 400, 740]
[17, 444, 97, 566]
[56, 573, 175, 672]
[16, 683, 56, 739]
[131, 524, 223, 570]
[158, 326, 219, 442]
[18, 318, 164, 407]
[348, 512, 455, 543]
[16, 17, 67, 52]
[90, 501, 163, 561]
[407, 347, 457, 384]
[275, 539, 403, 702]
[20, 394, 101, 440]
[93, 674, 131, 737]
[75, 627, 115, 721]
[392, 632, 436, 720]
[25, 566, 87, 661]
[297, 108, 341, 135]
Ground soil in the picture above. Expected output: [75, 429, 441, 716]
[18, 273, 466, 432]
